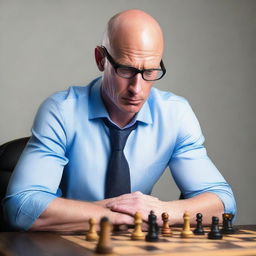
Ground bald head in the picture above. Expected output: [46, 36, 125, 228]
[103, 9, 164, 68]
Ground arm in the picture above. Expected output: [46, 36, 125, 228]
[3, 97, 68, 230]
[30, 197, 133, 231]
[3, 96, 130, 231]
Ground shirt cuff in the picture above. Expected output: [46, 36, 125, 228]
[3, 191, 57, 230]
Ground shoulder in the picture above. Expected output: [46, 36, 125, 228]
[47, 83, 92, 106]
[40, 77, 100, 111]
[148, 87, 191, 115]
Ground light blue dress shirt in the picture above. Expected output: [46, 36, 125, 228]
[3, 77, 236, 230]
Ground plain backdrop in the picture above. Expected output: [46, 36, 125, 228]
[0, 0, 255, 225]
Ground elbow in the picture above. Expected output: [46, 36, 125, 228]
[207, 186, 237, 218]
[2, 197, 32, 231]
[184, 183, 237, 218]
[3, 191, 57, 231]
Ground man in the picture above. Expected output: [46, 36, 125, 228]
[3, 9, 236, 231]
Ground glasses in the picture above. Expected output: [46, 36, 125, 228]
[100, 46, 166, 81]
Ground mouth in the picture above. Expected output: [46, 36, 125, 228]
[122, 98, 143, 105]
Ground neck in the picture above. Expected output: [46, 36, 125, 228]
[110, 112, 135, 128]
[100, 87, 135, 128]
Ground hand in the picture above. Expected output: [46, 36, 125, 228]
[107, 210, 135, 226]
[94, 199, 135, 226]
[94, 197, 117, 207]
[105, 191, 169, 226]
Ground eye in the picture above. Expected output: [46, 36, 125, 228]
[144, 70, 154, 75]
[117, 67, 136, 78]
[144, 70, 158, 77]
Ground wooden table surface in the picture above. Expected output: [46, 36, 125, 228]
[0, 225, 255, 256]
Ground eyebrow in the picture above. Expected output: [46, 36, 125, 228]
[101, 46, 162, 70]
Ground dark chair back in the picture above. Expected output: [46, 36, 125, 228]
[0, 137, 30, 231]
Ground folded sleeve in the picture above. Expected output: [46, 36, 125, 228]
[168, 101, 237, 216]
[3, 97, 68, 230]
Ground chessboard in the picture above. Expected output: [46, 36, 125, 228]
[61, 226, 256, 256]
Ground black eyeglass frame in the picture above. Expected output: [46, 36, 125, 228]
[100, 46, 166, 81]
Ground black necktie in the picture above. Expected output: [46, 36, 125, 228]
[103, 119, 138, 199]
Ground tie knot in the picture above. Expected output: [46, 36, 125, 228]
[103, 119, 137, 151]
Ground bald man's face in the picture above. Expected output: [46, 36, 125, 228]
[101, 47, 161, 117]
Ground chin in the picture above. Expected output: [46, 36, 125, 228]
[121, 104, 142, 114]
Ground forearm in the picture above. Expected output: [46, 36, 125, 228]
[166, 192, 224, 225]
[105, 191, 224, 226]
[30, 197, 133, 232]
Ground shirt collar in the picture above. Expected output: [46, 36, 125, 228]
[88, 77, 152, 125]
[88, 77, 109, 120]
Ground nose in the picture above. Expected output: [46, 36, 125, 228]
[128, 73, 143, 95]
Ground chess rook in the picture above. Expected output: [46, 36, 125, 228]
[222, 213, 235, 234]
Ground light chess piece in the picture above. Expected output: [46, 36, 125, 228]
[181, 211, 193, 238]
[131, 212, 145, 240]
[86, 218, 99, 241]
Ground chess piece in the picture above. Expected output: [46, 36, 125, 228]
[208, 216, 223, 240]
[145, 210, 159, 242]
[180, 211, 193, 238]
[86, 218, 99, 241]
[193, 213, 205, 235]
[95, 217, 113, 254]
[131, 212, 145, 240]
[221, 213, 235, 234]
[161, 212, 172, 237]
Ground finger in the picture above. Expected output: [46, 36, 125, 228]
[111, 203, 138, 215]
[110, 205, 153, 223]
[106, 191, 155, 208]
[106, 197, 138, 209]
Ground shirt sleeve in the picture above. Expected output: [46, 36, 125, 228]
[168, 101, 237, 216]
[3, 97, 69, 230]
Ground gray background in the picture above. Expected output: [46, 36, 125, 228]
[0, 0, 255, 224]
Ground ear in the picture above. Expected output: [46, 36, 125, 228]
[95, 47, 105, 72]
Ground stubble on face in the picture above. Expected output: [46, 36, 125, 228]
[101, 67, 151, 118]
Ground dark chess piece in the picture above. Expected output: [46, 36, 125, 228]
[145, 210, 159, 242]
[222, 213, 235, 234]
[193, 213, 205, 235]
[208, 216, 223, 240]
